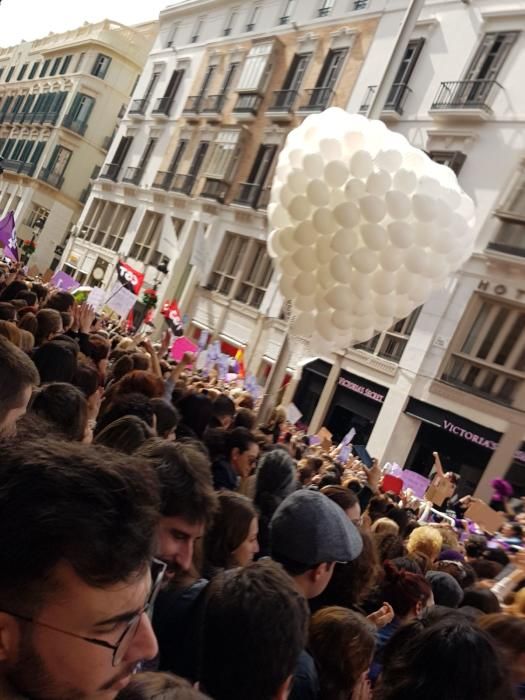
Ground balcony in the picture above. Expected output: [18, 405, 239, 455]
[233, 92, 263, 119]
[234, 182, 267, 208]
[358, 82, 413, 120]
[128, 98, 148, 115]
[182, 95, 202, 117]
[62, 113, 88, 135]
[122, 166, 143, 186]
[430, 79, 502, 121]
[99, 162, 122, 181]
[152, 170, 175, 191]
[12, 112, 24, 123]
[1, 159, 35, 176]
[298, 87, 335, 112]
[201, 178, 228, 202]
[39, 168, 64, 190]
[201, 94, 226, 120]
[43, 112, 60, 125]
[171, 173, 196, 196]
[267, 89, 299, 120]
[152, 96, 174, 117]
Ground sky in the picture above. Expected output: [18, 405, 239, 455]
[0, 0, 176, 48]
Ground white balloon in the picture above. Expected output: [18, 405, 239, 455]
[353, 314, 374, 330]
[288, 148, 304, 169]
[345, 178, 367, 201]
[395, 296, 415, 319]
[293, 311, 315, 337]
[303, 153, 325, 179]
[396, 269, 418, 295]
[334, 201, 360, 228]
[375, 149, 403, 173]
[351, 327, 376, 343]
[351, 247, 378, 274]
[352, 296, 374, 316]
[458, 194, 475, 220]
[325, 285, 351, 311]
[279, 274, 295, 299]
[409, 277, 433, 304]
[307, 179, 331, 207]
[374, 295, 397, 317]
[332, 310, 353, 331]
[316, 237, 335, 265]
[331, 228, 359, 255]
[393, 168, 418, 194]
[294, 272, 316, 297]
[388, 221, 414, 248]
[330, 189, 347, 208]
[267, 229, 283, 258]
[279, 186, 294, 208]
[344, 130, 366, 153]
[294, 221, 317, 246]
[386, 190, 411, 219]
[293, 246, 317, 272]
[325, 160, 349, 187]
[417, 176, 441, 199]
[315, 288, 331, 312]
[379, 245, 405, 272]
[287, 170, 309, 194]
[442, 187, 462, 210]
[435, 200, 453, 227]
[412, 194, 437, 222]
[288, 195, 311, 221]
[317, 264, 333, 290]
[316, 312, 337, 342]
[281, 255, 300, 276]
[320, 138, 342, 161]
[350, 272, 371, 299]
[295, 294, 315, 312]
[350, 150, 374, 178]
[432, 230, 454, 254]
[330, 256, 352, 284]
[280, 226, 299, 253]
[405, 247, 428, 274]
[413, 221, 438, 248]
[361, 223, 388, 251]
[372, 270, 396, 294]
[403, 150, 428, 176]
[313, 208, 338, 235]
[366, 170, 392, 196]
[268, 203, 291, 228]
[360, 195, 386, 223]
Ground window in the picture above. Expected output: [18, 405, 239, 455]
[489, 166, 525, 257]
[138, 137, 157, 175]
[60, 55, 72, 74]
[192, 17, 205, 43]
[101, 135, 133, 180]
[75, 53, 85, 72]
[68, 93, 95, 123]
[40, 59, 50, 77]
[208, 234, 248, 296]
[235, 241, 273, 308]
[237, 43, 273, 91]
[318, 0, 335, 17]
[280, 0, 297, 23]
[166, 23, 179, 48]
[246, 5, 260, 31]
[91, 53, 111, 79]
[143, 71, 160, 107]
[353, 308, 421, 363]
[236, 144, 277, 207]
[17, 64, 28, 80]
[188, 141, 210, 179]
[197, 64, 216, 99]
[386, 38, 424, 113]
[49, 57, 61, 76]
[315, 48, 347, 89]
[28, 62, 39, 79]
[205, 130, 241, 179]
[24, 205, 50, 230]
[441, 295, 525, 408]
[221, 62, 239, 93]
[130, 211, 163, 265]
[224, 8, 238, 36]
[0, 68, 3, 82]
[279, 52, 311, 97]
[5, 66, 14, 82]
[105, 205, 134, 251]
[429, 151, 466, 176]
[46, 145, 72, 177]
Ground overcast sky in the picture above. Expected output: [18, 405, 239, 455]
[0, 0, 174, 48]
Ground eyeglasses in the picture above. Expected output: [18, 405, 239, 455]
[0, 558, 166, 667]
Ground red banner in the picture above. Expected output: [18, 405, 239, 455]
[116, 260, 144, 295]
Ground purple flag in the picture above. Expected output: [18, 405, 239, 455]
[51, 270, 80, 292]
[0, 211, 19, 262]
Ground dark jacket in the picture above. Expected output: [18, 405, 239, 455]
[212, 457, 238, 491]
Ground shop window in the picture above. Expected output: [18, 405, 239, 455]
[353, 307, 421, 362]
[488, 164, 525, 257]
[441, 295, 525, 408]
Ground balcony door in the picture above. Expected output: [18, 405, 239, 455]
[247, 144, 277, 187]
[277, 53, 310, 108]
[462, 32, 518, 104]
[386, 38, 424, 109]
[188, 141, 209, 178]
[311, 48, 347, 105]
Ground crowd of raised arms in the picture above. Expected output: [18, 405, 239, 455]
[0, 262, 524, 700]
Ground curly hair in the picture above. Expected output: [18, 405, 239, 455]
[407, 526, 443, 563]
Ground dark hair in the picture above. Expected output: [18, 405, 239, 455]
[203, 491, 257, 571]
[94, 415, 154, 453]
[111, 354, 135, 382]
[73, 362, 100, 398]
[483, 547, 510, 568]
[18, 311, 38, 338]
[375, 533, 407, 563]
[200, 560, 308, 700]
[30, 382, 88, 441]
[0, 302, 16, 321]
[88, 336, 110, 366]
[95, 393, 155, 435]
[150, 398, 180, 439]
[0, 439, 159, 612]
[35, 308, 63, 346]
[460, 587, 501, 614]
[367, 494, 392, 523]
[390, 556, 423, 574]
[0, 336, 39, 414]
[32, 340, 77, 384]
[0, 281, 27, 302]
[318, 472, 341, 489]
[15, 289, 37, 306]
[113, 370, 165, 399]
[321, 485, 359, 512]
[380, 561, 432, 619]
[31, 283, 48, 304]
[45, 290, 75, 312]
[478, 613, 525, 680]
[233, 407, 256, 430]
[60, 311, 73, 331]
[465, 534, 487, 559]
[137, 439, 218, 526]
[375, 618, 515, 700]
[117, 672, 210, 700]
[176, 393, 214, 439]
[225, 427, 257, 458]
[131, 352, 151, 371]
[471, 559, 503, 580]
[213, 395, 235, 419]
[309, 607, 375, 700]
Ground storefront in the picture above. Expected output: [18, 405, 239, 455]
[403, 398, 525, 496]
[294, 361, 389, 445]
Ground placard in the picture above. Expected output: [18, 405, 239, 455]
[465, 501, 506, 534]
[104, 284, 137, 319]
[86, 287, 106, 313]
[401, 470, 431, 500]
[170, 336, 198, 363]
[51, 270, 80, 292]
[286, 403, 303, 426]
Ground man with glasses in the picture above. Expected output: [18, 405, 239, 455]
[0, 438, 162, 699]
[211, 427, 260, 491]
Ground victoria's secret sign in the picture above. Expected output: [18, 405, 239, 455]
[338, 373, 387, 404]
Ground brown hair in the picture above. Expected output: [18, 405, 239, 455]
[0, 320, 22, 346]
[35, 308, 62, 345]
[0, 336, 39, 413]
[321, 485, 359, 512]
[117, 672, 210, 700]
[203, 491, 257, 571]
[309, 607, 375, 700]
[113, 370, 165, 399]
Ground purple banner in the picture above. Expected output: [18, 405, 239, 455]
[51, 270, 80, 292]
[0, 211, 19, 262]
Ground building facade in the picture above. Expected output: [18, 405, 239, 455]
[0, 19, 157, 271]
[298, 0, 525, 499]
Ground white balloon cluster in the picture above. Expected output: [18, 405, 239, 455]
[267, 108, 476, 352]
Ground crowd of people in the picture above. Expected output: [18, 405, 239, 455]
[0, 262, 525, 700]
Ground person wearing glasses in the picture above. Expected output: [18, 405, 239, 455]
[211, 427, 260, 492]
[0, 438, 162, 700]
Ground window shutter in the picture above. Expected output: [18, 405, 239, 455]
[206, 131, 240, 179]
[237, 43, 273, 91]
